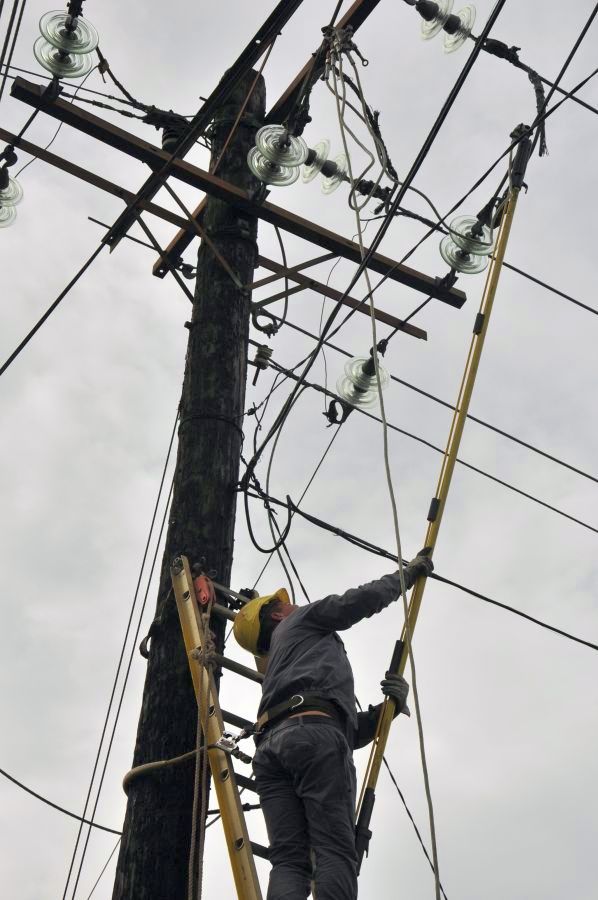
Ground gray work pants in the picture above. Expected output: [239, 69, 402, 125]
[253, 717, 358, 900]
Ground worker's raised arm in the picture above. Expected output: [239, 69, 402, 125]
[303, 551, 433, 633]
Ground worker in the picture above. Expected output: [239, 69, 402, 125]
[233, 550, 434, 900]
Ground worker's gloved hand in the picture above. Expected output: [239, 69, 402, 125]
[406, 547, 434, 580]
[381, 672, 410, 717]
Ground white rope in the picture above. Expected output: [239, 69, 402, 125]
[331, 54, 442, 900]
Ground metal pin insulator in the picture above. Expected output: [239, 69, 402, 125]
[252, 345, 273, 385]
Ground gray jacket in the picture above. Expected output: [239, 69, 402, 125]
[257, 571, 413, 749]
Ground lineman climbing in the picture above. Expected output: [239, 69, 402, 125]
[233, 550, 434, 900]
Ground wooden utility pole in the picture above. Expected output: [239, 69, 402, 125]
[112, 71, 265, 900]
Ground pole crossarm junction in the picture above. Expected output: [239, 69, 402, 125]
[256, 256, 428, 340]
[156, 0, 385, 271]
[171, 555, 262, 900]
[10, 77, 467, 308]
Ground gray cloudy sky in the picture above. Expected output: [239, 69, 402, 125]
[1, 1, 597, 898]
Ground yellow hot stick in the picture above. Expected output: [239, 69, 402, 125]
[356, 185, 522, 835]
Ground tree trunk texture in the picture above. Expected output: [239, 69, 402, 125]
[112, 71, 265, 900]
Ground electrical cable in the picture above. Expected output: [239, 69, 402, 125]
[381, 758, 449, 900]
[249, 424, 342, 596]
[68, 478, 175, 900]
[263, 352, 598, 536]
[242, 0, 507, 490]
[269, 315, 598, 487]
[246, 490, 598, 654]
[0, 244, 106, 380]
[0, 766, 121, 835]
[62, 415, 178, 900]
[0, 0, 22, 103]
[331, 55, 442, 900]
[325, 62, 598, 345]
[14, 66, 98, 179]
[0, 61, 160, 106]
[85, 839, 121, 900]
[529, 3, 598, 157]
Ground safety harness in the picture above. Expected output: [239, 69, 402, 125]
[254, 693, 343, 735]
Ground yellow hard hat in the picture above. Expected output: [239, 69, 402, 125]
[233, 588, 290, 657]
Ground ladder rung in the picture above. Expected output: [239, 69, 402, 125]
[236, 774, 259, 794]
[210, 603, 236, 622]
[222, 709, 254, 730]
[250, 842, 271, 860]
[211, 652, 264, 683]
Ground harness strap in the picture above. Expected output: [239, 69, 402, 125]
[255, 693, 341, 734]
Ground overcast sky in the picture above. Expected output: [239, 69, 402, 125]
[1, 1, 597, 898]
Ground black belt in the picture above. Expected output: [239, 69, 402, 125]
[255, 693, 344, 735]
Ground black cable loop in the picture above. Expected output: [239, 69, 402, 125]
[242, 477, 292, 555]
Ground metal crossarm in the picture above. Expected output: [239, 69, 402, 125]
[170, 555, 262, 900]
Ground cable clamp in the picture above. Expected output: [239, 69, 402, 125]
[473, 312, 485, 335]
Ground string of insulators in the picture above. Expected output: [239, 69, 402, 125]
[33, 8, 99, 79]
[439, 214, 495, 275]
[247, 125, 308, 187]
[0, 164, 23, 229]
[336, 355, 389, 410]
[405, 0, 477, 53]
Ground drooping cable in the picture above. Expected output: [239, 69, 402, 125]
[325, 62, 598, 345]
[332, 56, 442, 900]
[242, 0, 507, 491]
[0, 767, 121, 835]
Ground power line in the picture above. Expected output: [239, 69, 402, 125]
[327, 62, 598, 344]
[270, 314, 598, 487]
[85, 839, 121, 900]
[248, 490, 598, 654]
[62, 414, 178, 900]
[0, 766, 121, 835]
[0, 244, 106, 380]
[243, 0, 507, 486]
[263, 353, 598, 536]
[0, 0, 25, 104]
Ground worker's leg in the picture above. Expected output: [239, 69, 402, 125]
[293, 723, 358, 900]
[253, 731, 312, 900]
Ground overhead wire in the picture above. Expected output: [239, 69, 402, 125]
[331, 50, 442, 900]
[241, 0, 508, 490]
[0, 0, 25, 104]
[0, 61, 162, 106]
[262, 352, 598, 536]
[0, 766, 121, 835]
[247, 489, 598, 654]
[62, 413, 178, 900]
[0, 244, 106, 380]
[84, 839, 122, 900]
[325, 60, 598, 345]
[14, 65, 99, 179]
[268, 315, 598, 486]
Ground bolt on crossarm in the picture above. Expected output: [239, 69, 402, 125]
[355, 125, 534, 870]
